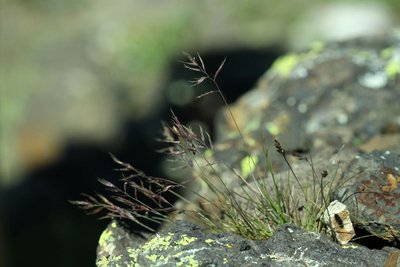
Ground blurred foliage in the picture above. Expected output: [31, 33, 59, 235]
[1, 0, 399, 186]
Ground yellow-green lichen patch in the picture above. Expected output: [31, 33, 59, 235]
[173, 251, 184, 258]
[127, 247, 139, 263]
[205, 239, 214, 245]
[99, 228, 113, 248]
[114, 255, 122, 261]
[176, 254, 199, 267]
[272, 54, 299, 77]
[381, 47, 400, 79]
[224, 243, 233, 249]
[381, 47, 395, 60]
[97, 256, 109, 267]
[145, 254, 167, 263]
[266, 122, 280, 136]
[358, 45, 400, 87]
[97, 255, 122, 267]
[271, 42, 327, 78]
[176, 235, 197, 246]
[240, 155, 258, 179]
[142, 233, 174, 251]
[385, 60, 400, 79]
[127, 232, 200, 265]
[145, 254, 158, 263]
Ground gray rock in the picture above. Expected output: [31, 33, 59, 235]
[212, 31, 400, 184]
[333, 151, 400, 244]
[97, 220, 397, 266]
[96, 221, 151, 267]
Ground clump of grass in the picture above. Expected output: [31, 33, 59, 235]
[172, 52, 348, 239]
[73, 52, 349, 241]
[70, 154, 183, 232]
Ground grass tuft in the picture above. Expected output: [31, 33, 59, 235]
[72, 52, 352, 241]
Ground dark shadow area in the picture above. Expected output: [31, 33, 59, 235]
[1, 143, 113, 267]
[352, 227, 399, 249]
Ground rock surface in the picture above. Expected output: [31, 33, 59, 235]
[334, 151, 400, 244]
[96, 33, 400, 266]
[97, 220, 398, 267]
[212, 32, 400, 183]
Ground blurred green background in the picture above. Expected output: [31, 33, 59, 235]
[0, 0, 399, 266]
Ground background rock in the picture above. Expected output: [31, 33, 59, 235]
[194, 31, 400, 199]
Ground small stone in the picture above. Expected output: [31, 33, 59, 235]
[322, 200, 355, 245]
